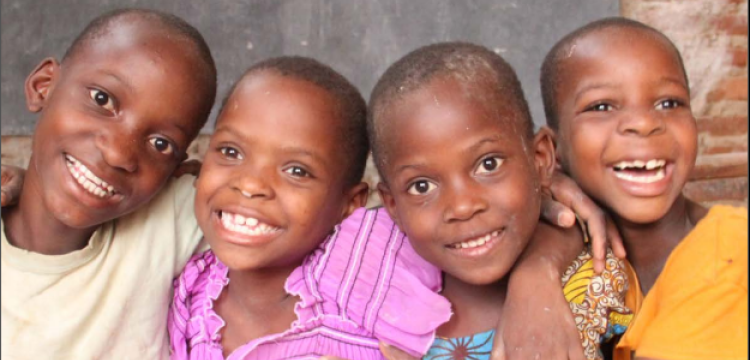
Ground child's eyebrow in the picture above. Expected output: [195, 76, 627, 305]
[98, 70, 134, 93]
[574, 82, 618, 103]
[659, 76, 688, 89]
[279, 146, 328, 166]
[465, 136, 501, 155]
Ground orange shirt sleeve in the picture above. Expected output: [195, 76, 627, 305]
[618, 206, 748, 360]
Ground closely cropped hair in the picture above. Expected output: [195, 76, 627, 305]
[540, 17, 689, 129]
[220, 56, 369, 186]
[63, 8, 218, 128]
[368, 41, 534, 174]
[63, 8, 216, 81]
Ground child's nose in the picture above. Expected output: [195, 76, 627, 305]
[232, 171, 275, 200]
[617, 109, 666, 137]
[96, 131, 138, 173]
[442, 179, 488, 223]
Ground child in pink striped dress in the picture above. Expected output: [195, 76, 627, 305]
[167, 56, 452, 360]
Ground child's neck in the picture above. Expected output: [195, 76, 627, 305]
[3, 166, 97, 255]
[437, 272, 507, 338]
[615, 195, 707, 295]
[217, 263, 300, 356]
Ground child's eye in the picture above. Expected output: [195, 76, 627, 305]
[89, 89, 115, 112]
[149, 137, 174, 155]
[586, 103, 613, 112]
[407, 180, 437, 195]
[655, 99, 682, 110]
[475, 156, 504, 175]
[219, 146, 243, 160]
[284, 166, 310, 178]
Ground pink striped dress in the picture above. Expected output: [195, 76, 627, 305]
[168, 207, 452, 360]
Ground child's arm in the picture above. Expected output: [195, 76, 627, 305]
[492, 222, 586, 360]
[542, 169, 626, 273]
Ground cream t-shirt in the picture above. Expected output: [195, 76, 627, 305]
[1, 175, 204, 360]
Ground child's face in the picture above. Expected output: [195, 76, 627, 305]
[553, 29, 697, 224]
[26, 22, 211, 229]
[195, 72, 364, 271]
[377, 76, 554, 285]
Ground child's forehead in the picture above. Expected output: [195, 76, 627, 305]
[569, 26, 678, 64]
[386, 75, 525, 139]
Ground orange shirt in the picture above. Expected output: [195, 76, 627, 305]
[615, 205, 748, 360]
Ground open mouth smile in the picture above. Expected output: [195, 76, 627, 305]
[611, 159, 668, 184]
[65, 154, 117, 198]
[446, 229, 503, 257]
[217, 210, 281, 239]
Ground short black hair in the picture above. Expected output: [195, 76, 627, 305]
[540, 17, 689, 129]
[62, 8, 218, 129]
[367, 41, 534, 176]
[219, 56, 369, 186]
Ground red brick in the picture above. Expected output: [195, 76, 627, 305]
[724, 48, 748, 67]
[713, 15, 749, 36]
[691, 152, 748, 180]
[707, 76, 749, 102]
[684, 176, 748, 203]
[703, 143, 749, 155]
[696, 116, 749, 136]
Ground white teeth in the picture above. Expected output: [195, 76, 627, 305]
[646, 159, 666, 170]
[220, 211, 279, 238]
[613, 168, 666, 183]
[65, 155, 116, 198]
[613, 159, 666, 171]
[451, 231, 499, 249]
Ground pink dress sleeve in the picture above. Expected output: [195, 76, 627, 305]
[287, 207, 452, 357]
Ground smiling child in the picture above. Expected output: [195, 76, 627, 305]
[0, 9, 217, 359]
[168, 56, 452, 360]
[540, 17, 748, 360]
[367, 42, 632, 360]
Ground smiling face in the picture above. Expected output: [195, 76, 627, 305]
[195, 72, 364, 271]
[553, 27, 697, 224]
[25, 20, 212, 230]
[377, 75, 555, 285]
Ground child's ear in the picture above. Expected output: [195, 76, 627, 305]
[532, 126, 557, 188]
[341, 182, 370, 220]
[25, 57, 60, 113]
[376, 181, 401, 229]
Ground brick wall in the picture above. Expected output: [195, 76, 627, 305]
[622, 0, 748, 207]
[2, 0, 747, 207]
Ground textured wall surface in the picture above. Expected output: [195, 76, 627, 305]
[1, 0, 747, 208]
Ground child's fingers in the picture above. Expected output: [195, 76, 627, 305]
[607, 215, 627, 259]
[547, 171, 609, 274]
[1, 164, 25, 207]
[540, 193, 576, 228]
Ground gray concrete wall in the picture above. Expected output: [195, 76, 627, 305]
[1, 0, 618, 135]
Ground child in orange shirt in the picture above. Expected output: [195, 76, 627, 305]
[540, 17, 748, 360]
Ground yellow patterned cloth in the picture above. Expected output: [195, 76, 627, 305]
[562, 248, 633, 360]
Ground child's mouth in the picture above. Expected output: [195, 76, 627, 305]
[611, 159, 667, 184]
[218, 210, 281, 238]
[447, 230, 501, 250]
[65, 154, 117, 198]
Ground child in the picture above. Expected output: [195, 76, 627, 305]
[366, 42, 632, 360]
[167, 56, 453, 359]
[539, 18, 748, 360]
[1, 9, 217, 359]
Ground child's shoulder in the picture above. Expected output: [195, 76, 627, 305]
[661, 205, 747, 289]
[288, 206, 452, 356]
